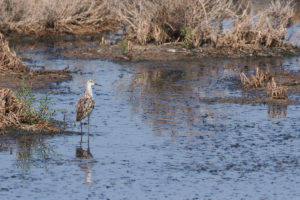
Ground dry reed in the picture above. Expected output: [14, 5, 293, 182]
[0, 32, 30, 73]
[240, 67, 288, 99]
[240, 67, 271, 88]
[111, 0, 239, 46]
[0, 32, 73, 83]
[0, 88, 22, 130]
[267, 77, 288, 99]
[0, 0, 115, 35]
[112, 0, 294, 49]
[0, 0, 295, 50]
[221, 0, 294, 49]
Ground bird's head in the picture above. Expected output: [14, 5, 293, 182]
[86, 79, 101, 87]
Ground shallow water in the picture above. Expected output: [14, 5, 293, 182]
[1, 47, 300, 200]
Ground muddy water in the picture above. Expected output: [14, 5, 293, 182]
[1, 48, 300, 200]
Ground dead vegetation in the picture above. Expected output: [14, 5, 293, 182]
[111, 0, 295, 50]
[0, 88, 21, 130]
[0, 33, 70, 133]
[221, 0, 294, 49]
[0, 0, 297, 52]
[267, 77, 288, 99]
[0, 32, 30, 73]
[0, 0, 116, 36]
[0, 88, 61, 132]
[111, 0, 241, 46]
[0, 32, 72, 85]
[240, 67, 271, 88]
[240, 67, 288, 100]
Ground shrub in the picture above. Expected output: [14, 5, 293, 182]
[16, 80, 58, 125]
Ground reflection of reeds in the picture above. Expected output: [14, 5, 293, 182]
[122, 64, 229, 135]
[129, 68, 185, 93]
[268, 102, 287, 118]
[13, 135, 56, 171]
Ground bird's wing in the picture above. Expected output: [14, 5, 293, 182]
[76, 94, 95, 121]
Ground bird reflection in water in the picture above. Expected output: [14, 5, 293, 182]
[76, 133, 94, 185]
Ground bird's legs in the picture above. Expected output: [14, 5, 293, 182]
[80, 122, 83, 143]
[87, 133, 90, 152]
[88, 114, 90, 134]
[87, 115, 91, 155]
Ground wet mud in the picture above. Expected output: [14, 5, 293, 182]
[49, 41, 300, 62]
[0, 66, 74, 90]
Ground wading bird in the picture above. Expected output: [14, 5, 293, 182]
[76, 79, 100, 132]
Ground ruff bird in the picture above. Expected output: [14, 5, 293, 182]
[76, 79, 100, 132]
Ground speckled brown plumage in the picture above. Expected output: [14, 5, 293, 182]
[76, 92, 94, 122]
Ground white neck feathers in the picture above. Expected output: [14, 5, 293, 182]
[86, 83, 93, 97]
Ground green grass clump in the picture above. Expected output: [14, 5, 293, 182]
[119, 39, 128, 53]
[16, 80, 58, 125]
[180, 28, 195, 48]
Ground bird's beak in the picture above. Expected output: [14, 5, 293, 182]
[95, 83, 101, 86]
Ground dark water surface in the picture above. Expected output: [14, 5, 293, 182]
[1, 47, 300, 200]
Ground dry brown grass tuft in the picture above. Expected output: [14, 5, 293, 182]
[0, 88, 22, 130]
[221, 0, 294, 49]
[240, 67, 288, 100]
[112, 0, 294, 49]
[0, 32, 72, 83]
[0, 0, 115, 35]
[111, 0, 239, 46]
[0, 0, 295, 50]
[0, 32, 30, 73]
[267, 77, 288, 99]
[240, 67, 271, 88]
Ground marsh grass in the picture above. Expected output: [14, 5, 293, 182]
[119, 39, 128, 53]
[0, 0, 115, 35]
[221, 0, 294, 49]
[240, 67, 288, 100]
[0, 86, 62, 132]
[0, 32, 30, 73]
[240, 67, 271, 88]
[111, 0, 239, 45]
[16, 80, 58, 125]
[0, 87, 22, 130]
[112, 0, 295, 49]
[0, 0, 295, 50]
[267, 77, 288, 99]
